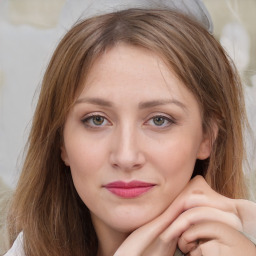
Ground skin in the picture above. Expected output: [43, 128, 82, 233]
[114, 176, 256, 256]
[61, 44, 256, 256]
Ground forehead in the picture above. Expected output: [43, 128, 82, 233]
[79, 44, 195, 103]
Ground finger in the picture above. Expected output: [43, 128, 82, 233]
[235, 199, 256, 240]
[144, 175, 236, 243]
[159, 206, 242, 241]
[113, 215, 175, 256]
[179, 221, 225, 253]
[114, 233, 178, 256]
[187, 245, 203, 256]
[169, 176, 236, 215]
[178, 221, 256, 255]
[188, 240, 220, 256]
[115, 176, 236, 255]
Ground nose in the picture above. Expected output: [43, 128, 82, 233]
[109, 124, 146, 171]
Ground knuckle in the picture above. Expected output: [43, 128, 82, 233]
[191, 175, 210, 191]
[179, 232, 190, 245]
[183, 193, 204, 210]
[158, 233, 171, 246]
[232, 214, 243, 231]
[192, 175, 205, 184]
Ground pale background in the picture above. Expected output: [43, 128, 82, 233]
[0, 0, 255, 198]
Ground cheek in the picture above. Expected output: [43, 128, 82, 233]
[65, 135, 111, 205]
[151, 141, 197, 204]
[66, 139, 105, 203]
[149, 132, 201, 196]
[66, 135, 108, 174]
[151, 135, 200, 173]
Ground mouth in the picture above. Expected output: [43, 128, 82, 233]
[104, 180, 156, 198]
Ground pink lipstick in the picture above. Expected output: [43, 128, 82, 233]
[104, 181, 155, 198]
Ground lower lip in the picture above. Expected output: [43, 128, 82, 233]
[105, 186, 154, 198]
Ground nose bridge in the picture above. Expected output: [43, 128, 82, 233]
[110, 121, 145, 170]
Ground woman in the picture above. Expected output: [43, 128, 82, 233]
[5, 2, 256, 256]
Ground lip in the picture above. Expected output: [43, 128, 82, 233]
[104, 180, 155, 198]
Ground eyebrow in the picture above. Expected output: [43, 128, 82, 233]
[75, 97, 187, 111]
[75, 97, 113, 107]
[138, 99, 187, 111]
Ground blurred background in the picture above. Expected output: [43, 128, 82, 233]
[0, 0, 255, 198]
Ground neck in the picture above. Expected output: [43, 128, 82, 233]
[91, 213, 130, 256]
[96, 230, 128, 256]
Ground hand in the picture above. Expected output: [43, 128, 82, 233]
[163, 176, 256, 255]
[235, 199, 256, 244]
[114, 176, 256, 256]
[178, 221, 256, 256]
[154, 175, 256, 241]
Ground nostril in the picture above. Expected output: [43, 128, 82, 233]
[109, 151, 146, 171]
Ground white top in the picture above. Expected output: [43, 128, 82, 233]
[4, 233, 25, 256]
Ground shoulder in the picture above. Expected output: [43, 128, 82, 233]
[4, 233, 25, 256]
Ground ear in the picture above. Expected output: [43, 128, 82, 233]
[197, 121, 218, 160]
[61, 146, 70, 166]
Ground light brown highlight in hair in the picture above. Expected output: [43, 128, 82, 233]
[8, 8, 248, 255]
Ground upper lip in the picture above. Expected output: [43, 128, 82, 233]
[104, 180, 155, 188]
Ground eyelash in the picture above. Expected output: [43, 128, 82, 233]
[145, 115, 176, 128]
[81, 114, 176, 129]
[81, 114, 111, 128]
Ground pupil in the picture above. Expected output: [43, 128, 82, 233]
[153, 117, 164, 126]
[93, 116, 104, 125]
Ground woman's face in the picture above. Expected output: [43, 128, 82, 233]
[61, 44, 212, 233]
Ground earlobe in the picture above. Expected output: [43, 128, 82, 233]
[61, 146, 70, 166]
[197, 122, 218, 160]
[197, 137, 212, 160]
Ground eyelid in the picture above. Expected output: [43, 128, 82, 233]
[81, 112, 112, 128]
[144, 113, 176, 128]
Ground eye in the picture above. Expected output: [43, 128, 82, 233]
[82, 114, 111, 128]
[152, 116, 166, 126]
[146, 115, 175, 128]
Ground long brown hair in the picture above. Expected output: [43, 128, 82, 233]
[8, 8, 248, 255]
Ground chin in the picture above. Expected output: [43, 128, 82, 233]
[110, 220, 147, 234]
[106, 208, 161, 233]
